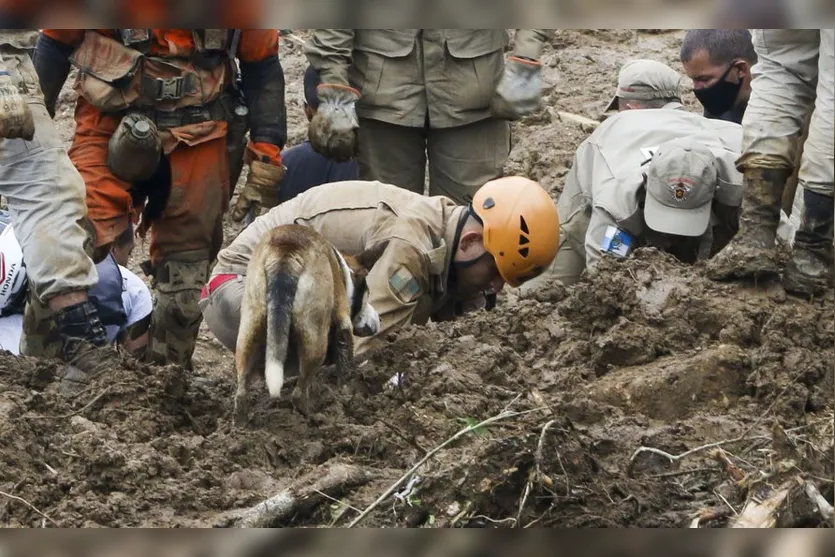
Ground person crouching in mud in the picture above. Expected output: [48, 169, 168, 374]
[200, 177, 560, 356]
[521, 110, 746, 293]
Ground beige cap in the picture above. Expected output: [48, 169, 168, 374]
[643, 137, 719, 237]
[605, 59, 683, 112]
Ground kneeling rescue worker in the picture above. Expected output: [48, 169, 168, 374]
[33, 29, 287, 368]
[201, 177, 560, 356]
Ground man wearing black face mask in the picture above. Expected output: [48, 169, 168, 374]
[680, 29, 756, 125]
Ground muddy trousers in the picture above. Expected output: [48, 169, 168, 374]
[148, 253, 211, 370]
[356, 117, 510, 205]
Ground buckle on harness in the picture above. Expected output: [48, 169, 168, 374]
[150, 76, 185, 100]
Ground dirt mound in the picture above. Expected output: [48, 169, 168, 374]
[0, 249, 830, 527]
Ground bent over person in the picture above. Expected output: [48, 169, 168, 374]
[201, 178, 560, 356]
[522, 108, 745, 290]
[33, 29, 287, 369]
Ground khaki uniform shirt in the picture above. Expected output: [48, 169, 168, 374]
[214, 181, 467, 353]
[0, 30, 38, 50]
[558, 107, 745, 277]
[305, 29, 551, 129]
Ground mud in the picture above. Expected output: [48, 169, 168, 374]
[1, 30, 831, 528]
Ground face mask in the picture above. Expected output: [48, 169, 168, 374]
[694, 63, 743, 116]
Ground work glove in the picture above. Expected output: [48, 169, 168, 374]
[0, 70, 34, 140]
[231, 159, 287, 222]
[490, 56, 543, 121]
[308, 84, 360, 162]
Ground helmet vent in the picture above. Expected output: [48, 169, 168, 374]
[518, 247, 530, 258]
[483, 197, 496, 210]
[520, 216, 529, 234]
[519, 235, 530, 245]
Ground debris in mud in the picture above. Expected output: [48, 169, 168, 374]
[0, 249, 830, 528]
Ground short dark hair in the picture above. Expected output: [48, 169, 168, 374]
[680, 29, 757, 66]
[303, 65, 322, 110]
[114, 222, 134, 249]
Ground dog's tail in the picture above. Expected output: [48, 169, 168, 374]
[264, 257, 300, 398]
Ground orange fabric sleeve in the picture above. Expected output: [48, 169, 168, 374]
[237, 30, 279, 62]
[248, 142, 282, 166]
[42, 29, 85, 47]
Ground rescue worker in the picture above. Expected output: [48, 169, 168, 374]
[274, 66, 358, 206]
[304, 29, 552, 205]
[33, 28, 287, 369]
[0, 215, 153, 359]
[680, 29, 756, 125]
[0, 29, 116, 380]
[603, 59, 684, 113]
[201, 177, 560, 355]
[521, 108, 745, 290]
[709, 29, 834, 297]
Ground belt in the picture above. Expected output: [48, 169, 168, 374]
[200, 273, 238, 300]
[135, 92, 236, 130]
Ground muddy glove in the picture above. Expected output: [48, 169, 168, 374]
[490, 56, 543, 121]
[231, 159, 287, 222]
[0, 70, 34, 140]
[308, 84, 360, 162]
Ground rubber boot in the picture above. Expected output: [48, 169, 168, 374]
[147, 256, 210, 370]
[782, 189, 834, 297]
[708, 168, 792, 280]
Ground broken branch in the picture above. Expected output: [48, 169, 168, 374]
[224, 464, 377, 528]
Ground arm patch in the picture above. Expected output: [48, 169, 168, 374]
[389, 267, 422, 304]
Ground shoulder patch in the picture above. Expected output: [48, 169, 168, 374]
[389, 266, 422, 304]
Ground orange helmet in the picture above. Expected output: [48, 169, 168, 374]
[471, 177, 560, 288]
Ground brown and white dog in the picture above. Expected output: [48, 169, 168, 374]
[234, 224, 387, 425]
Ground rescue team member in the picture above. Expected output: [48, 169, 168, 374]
[710, 29, 834, 297]
[304, 29, 552, 205]
[201, 177, 560, 355]
[680, 29, 756, 125]
[0, 216, 153, 359]
[277, 66, 359, 205]
[521, 109, 744, 290]
[244, 65, 358, 225]
[0, 29, 117, 381]
[33, 29, 287, 369]
[603, 59, 684, 113]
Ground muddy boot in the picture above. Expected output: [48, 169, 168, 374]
[782, 190, 834, 297]
[708, 168, 792, 281]
[147, 256, 209, 370]
[53, 301, 121, 391]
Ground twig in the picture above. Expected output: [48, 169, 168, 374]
[711, 449, 746, 482]
[25, 385, 115, 420]
[376, 419, 427, 454]
[312, 489, 363, 515]
[801, 479, 834, 521]
[347, 407, 547, 528]
[630, 435, 768, 466]
[714, 490, 738, 516]
[650, 467, 714, 479]
[0, 491, 58, 527]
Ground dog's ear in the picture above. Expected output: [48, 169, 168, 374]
[356, 241, 390, 271]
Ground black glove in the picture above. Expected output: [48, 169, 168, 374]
[32, 33, 73, 118]
[490, 56, 544, 121]
[308, 84, 360, 162]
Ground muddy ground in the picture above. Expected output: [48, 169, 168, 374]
[0, 30, 832, 528]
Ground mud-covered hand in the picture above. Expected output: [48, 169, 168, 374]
[0, 71, 34, 140]
[231, 159, 287, 222]
[490, 56, 543, 121]
[308, 84, 360, 162]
